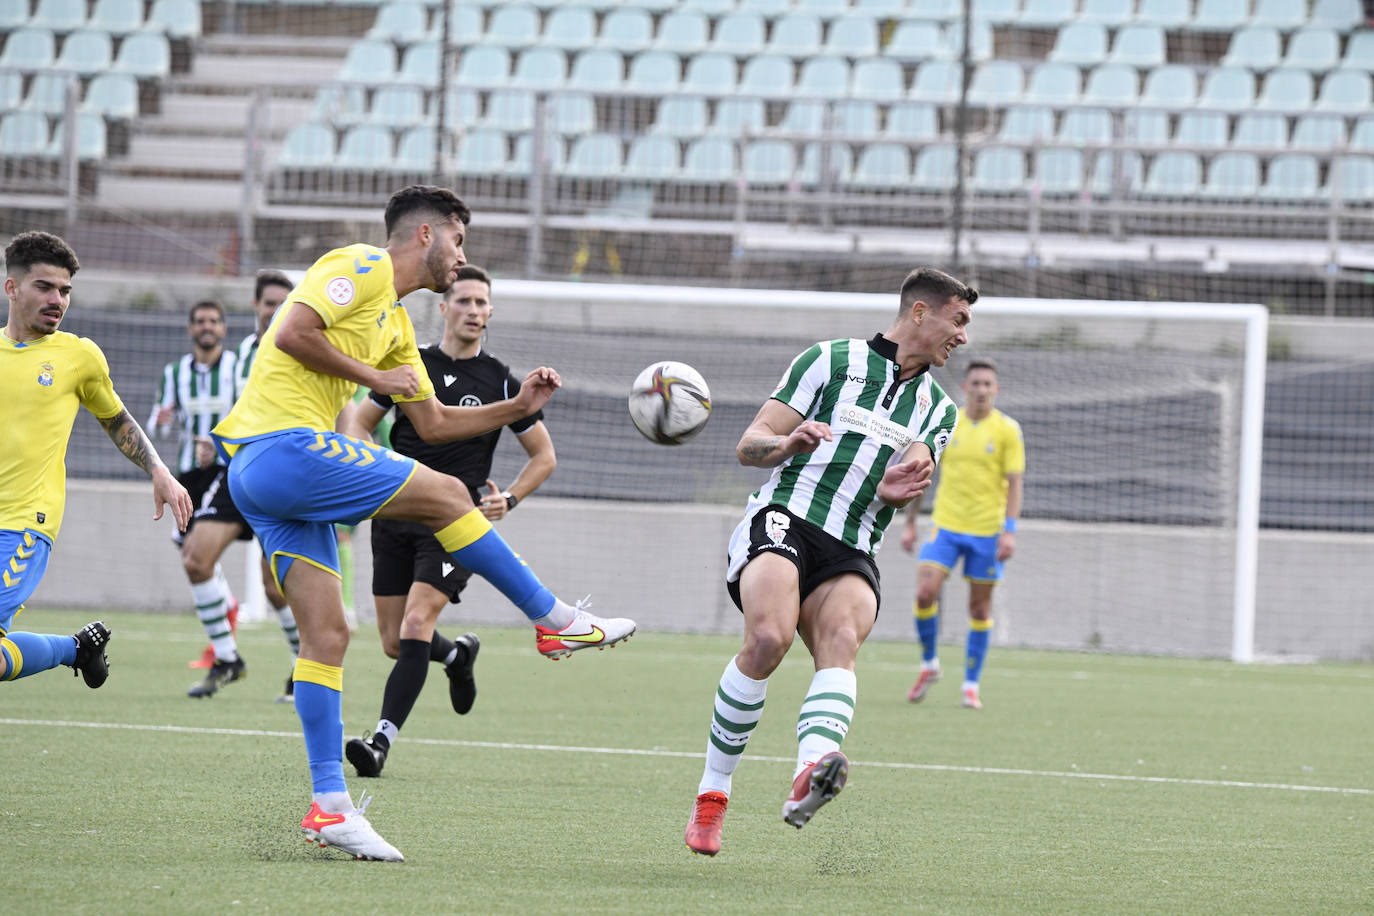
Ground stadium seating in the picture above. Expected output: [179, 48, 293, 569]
[334, 124, 394, 170]
[768, 13, 823, 58]
[1134, 0, 1192, 29]
[1232, 112, 1289, 148]
[1024, 62, 1081, 105]
[111, 31, 170, 78]
[850, 58, 904, 101]
[795, 55, 849, 99]
[599, 7, 653, 54]
[542, 6, 597, 52]
[1187, 0, 1251, 33]
[1197, 66, 1257, 110]
[512, 47, 568, 89]
[1310, 0, 1364, 30]
[1077, 0, 1134, 27]
[1249, 0, 1309, 31]
[708, 97, 765, 136]
[1221, 26, 1281, 70]
[998, 106, 1056, 144]
[454, 128, 509, 175]
[884, 20, 945, 63]
[0, 109, 51, 155]
[681, 136, 737, 182]
[87, 0, 143, 36]
[742, 139, 796, 185]
[568, 48, 624, 91]
[1018, 0, 1076, 29]
[23, 70, 72, 113]
[823, 16, 879, 58]
[1034, 147, 1086, 195]
[1315, 70, 1372, 113]
[367, 2, 428, 44]
[276, 123, 336, 169]
[1200, 151, 1260, 199]
[626, 50, 681, 91]
[563, 132, 624, 178]
[510, 132, 566, 175]
[482, 89, 535, 132]
[485, 5, 539, 50]
[738, 54, 795, 99]
[652, 10, 708, 54]
[848, 141, 910, 189]
[912, 143, 958, 192]
[1049, 22, 1109, 67]
[883, 102, 938, 141]
[1059, 107, 1114, 146]
[146, 0, 201, 39]
[1282, 28, 1340, 71]
[369, 85, 426, 128]
[548, 92, 595, 135]
[1258, 153, 1319, 200]
[1108, 24, 1166, 69]
[652, 95, 708, 136]
[797, 141, 852, 186]
[54, 28, 113, 76]
[1255, 68, 1314, 110]
[1326, 155, 1374, 203]
[970, 146, 1028, 194]
[393, 125, 435, 172]
[1142, 151, 1203, 197]
[0, 0, 29, 31]
[47, 110, 105, 159]
[1291, 113, 1347, 149]
[31, 0, 84, 32]
[1175, 111, 1231, 147]
[623, 135, 680, 180]
[0, 27, 56, 69]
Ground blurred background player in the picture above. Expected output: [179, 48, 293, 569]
[211, 185, 634, 861]
[900, 358, 1025, 711]
[684, 267, 973, 857]
[0, 230, 192, 688]
[344, 264, 557, 778]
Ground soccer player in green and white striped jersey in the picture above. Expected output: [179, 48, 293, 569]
[685, 267, 977, 857]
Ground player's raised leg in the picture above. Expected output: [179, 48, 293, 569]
[376, 463, 635, 657]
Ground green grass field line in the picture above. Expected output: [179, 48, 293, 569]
[4, 610, 1371, 914]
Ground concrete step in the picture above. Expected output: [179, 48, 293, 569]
[142, 93, 314, 139]
[93, 173, 245, 213]
[173, 52, 344, 94]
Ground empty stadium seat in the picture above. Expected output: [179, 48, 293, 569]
[338, 39, 397, 86]
[393, 125, 436, 172]
[1175, 111, 1231, 146]
[454, 128, 508, 174]
[1024, 62, 1081, 105]
[542, 5, 596, 52]
[1291, 113, 1346, 148]
[398, 41, 439, 86]
[0, 27, 56, 70]
[485, 5, 539, 49]
[909, 59, 961, 104]
[1283, 28, 1340, 71]
[51, 27, 110, 76]
[968, 60, 1026, 107]
[47, 110, 105, 159]
[1049, 22, 1109, 67]
[1083, 64, 1138, 105]
[1091, 149, 1143, 195]
[854, 0, 909, 14]
[711, 12, 766, 55]
[510, 132, 566, 176]
[549, 92, 595, 135]
[769, 13, 822, 57]
[623, 135, 680, 180]
[1197, 66, 1256, 110]
[1342, 31, 1374, 69]
[568, 48, 624, 91]
[31, 0, 83, 32]
[824, 15, 880, 58]
[1109, 24, 1166, 68]
[796, 56, 850, 99]
[1248, 0, 1306, 31]
[681, 136, 737, 182]
[945, 19, 993, 61]
[1059, 107, 1114, 145]
[441, 87, 481, 130]
[1017, 0, 1075, 28]
[456, 46, 514, 88]
[1310, 0, 1363, 30]
[912, 143, 958, 191]
[23, 71, 72, 113]
[883, 102, 938, 141]
[1124, 109, 1170, 145]
[146, 0, 201, 39]
[1186, 0, 1250, 33]
[448, 4, 481, 45]
[797, 141, 853, 186]
[600, 8, 653, 54]
[743, 139, 796, 184]
[1200, 151, 1259, 198]
[832, 100, 879, 136]
[678, 0, 732, 17]
[111, 30, 169, 78]
[797, 0, 853, 15]
[652, 95, 708, 137]
[1232, 112, 1288, 148]
[847, 141, 911, 188]
[738, 54, 796, 99]
[736, 0, 791, 16]
[0, 0, 29, 31]
[708, 97, 765, 136]
[626, 50, 680, 91]
[1034, 147, 1085, 195]
[884, 20, 946, 63]
[652, 10, 708, 55]
[276, 122, 336, 169]
[1221, 26, 1281, 69]
[1315, 70, 1372, 113]
[562, 132, 623, 178]
[1142, 150, 1202, 196]
[1077, 0, 1134, 26]
[0, 109, 50, 155]
[1259, 153, 1319, 200]
[1326, 155, 1374, 203]
[369, 85, 426, 128]
[1134, 0, 1191, 28]
[81, 71, 137, 120]
[334, 124, 394, 169]
[998, 105, 1056, 143]
[850, 57, 904, 100]
[1141, 64, 1197, 107]
[511, 47, 567, 89]
[87, 0, 143, 36]
[313, 84, 367, 126]
[367, 2, 430, 44]
[971, 146, 1027, 193]
[482, 89, 535, 132]
[1256, 67, 1313, 110]
[683, 52, 737, 94]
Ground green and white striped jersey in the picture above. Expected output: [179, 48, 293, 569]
[148, 350, 239, 473]
[235, 332, 260, 399]
[739, 335, 959, 558]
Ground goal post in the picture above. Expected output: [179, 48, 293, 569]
[464, 281, 1269, 663]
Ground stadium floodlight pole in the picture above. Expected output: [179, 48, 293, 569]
[435, 0, 454, 182]
[62, 74, 78, 231]
[239, 86, 263, 274]
[948, 0, 973, 275]
[525, 93, 548, 277]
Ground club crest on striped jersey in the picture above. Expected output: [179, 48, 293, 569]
[832, 404, 915, 451]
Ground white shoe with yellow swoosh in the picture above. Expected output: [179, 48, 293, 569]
[300, 794, 403, 861]
[535, 596, 636, 659]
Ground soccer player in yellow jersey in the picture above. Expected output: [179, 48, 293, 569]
[900, 358, 1024, 710]
[212, 185, 635, 862]
[0, 230, 192, 688]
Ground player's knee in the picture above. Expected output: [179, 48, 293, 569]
[916, 585, 940, 606]
[741, 624, 793, 670]
[181, 550, 215, 583]
[379, 633, 401, 658]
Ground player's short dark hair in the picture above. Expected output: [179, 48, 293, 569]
[189, 299, 224, 323]
[384, 185, 472, 238]
[254, 269, 293, 302]
[966, 357, 998, 376]
[899, 267, 978, 314]
[5, 230, 79, 278]
[451, 264, 491, 289]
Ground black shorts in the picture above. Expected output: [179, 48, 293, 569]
[726, 505, 882, 616]
[176, 465, 252, 544]
[371, 518, 472, 603]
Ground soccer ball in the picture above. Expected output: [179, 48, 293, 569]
[628, 361, 712, 445]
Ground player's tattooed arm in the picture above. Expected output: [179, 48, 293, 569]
[739, 436, 786, 464]
[99, 408, 165, 473]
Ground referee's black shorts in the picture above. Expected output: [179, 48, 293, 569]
[371, 518, 472, 602]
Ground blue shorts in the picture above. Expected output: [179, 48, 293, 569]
[918, 527, 1004, 584]
[0, 529, 53, 634]
[217, 429, 417, 589]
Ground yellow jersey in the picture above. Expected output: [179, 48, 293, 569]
[0, 329, 124, 542]
[213, 244, 433, 453]
[930, 407, 1025, 538]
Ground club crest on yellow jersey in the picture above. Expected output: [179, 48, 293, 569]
[37, 362, 55, 387]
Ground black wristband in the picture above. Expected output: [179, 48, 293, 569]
[502, 491, 518, 510]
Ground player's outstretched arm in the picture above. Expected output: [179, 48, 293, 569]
[97, 407, 193, 531]
[877, 443, 935, 508]
[736, 399, 830, 468]
[401, 367, 561, 446]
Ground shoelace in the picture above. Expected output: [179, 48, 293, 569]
[695, 795, 726, 828]
[353, 791, 373, 817]
[574, 594, 594, 614]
